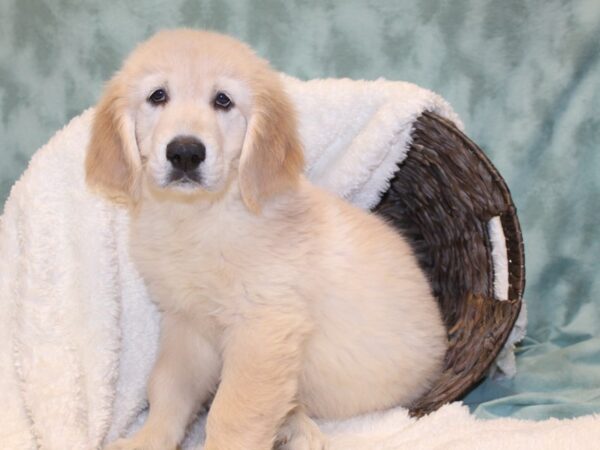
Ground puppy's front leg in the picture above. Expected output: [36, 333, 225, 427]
[204, 308, 312, 450]
[105, 314, 220, 450]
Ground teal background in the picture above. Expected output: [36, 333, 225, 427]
[1, 0, 599, 420]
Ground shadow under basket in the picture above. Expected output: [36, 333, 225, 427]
[372, 112, 525, 417]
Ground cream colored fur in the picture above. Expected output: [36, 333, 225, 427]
[85, 29, 447, 450]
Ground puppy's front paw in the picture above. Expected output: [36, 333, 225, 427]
[276, 433, 328, 450]
[276, 411, 328, 450]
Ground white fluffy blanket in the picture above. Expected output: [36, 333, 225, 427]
[0, 76, 542, 450]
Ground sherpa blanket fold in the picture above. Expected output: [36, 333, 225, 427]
[0, 75, 538, 450]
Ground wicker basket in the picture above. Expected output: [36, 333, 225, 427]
[373, 112, 525, 417]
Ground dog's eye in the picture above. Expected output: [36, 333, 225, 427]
[214, 92, 233, 110]
[148, 88, 168, 105]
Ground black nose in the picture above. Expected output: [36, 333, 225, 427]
[166, 136, 206, 172]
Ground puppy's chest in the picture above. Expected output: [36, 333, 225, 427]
[131, 210, 250, 311]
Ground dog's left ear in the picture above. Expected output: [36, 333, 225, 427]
[238, 77, 304, 213]
[85, 75, 142, 203]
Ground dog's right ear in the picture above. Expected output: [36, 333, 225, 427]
[85, 75, 141, 202]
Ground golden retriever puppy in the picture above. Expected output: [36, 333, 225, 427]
[86, 29, 447, 450]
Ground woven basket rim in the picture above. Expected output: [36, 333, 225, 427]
[374, 111, 525, 416]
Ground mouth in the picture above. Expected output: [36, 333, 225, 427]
[166, 170, 203, 188]
[169, 170, 201, 184]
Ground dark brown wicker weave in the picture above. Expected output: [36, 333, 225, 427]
[373, 111, 525, 417]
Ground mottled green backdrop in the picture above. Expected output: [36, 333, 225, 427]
[1, 0, 599, 420]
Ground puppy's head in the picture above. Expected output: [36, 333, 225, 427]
[85, 29, 303, 211]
